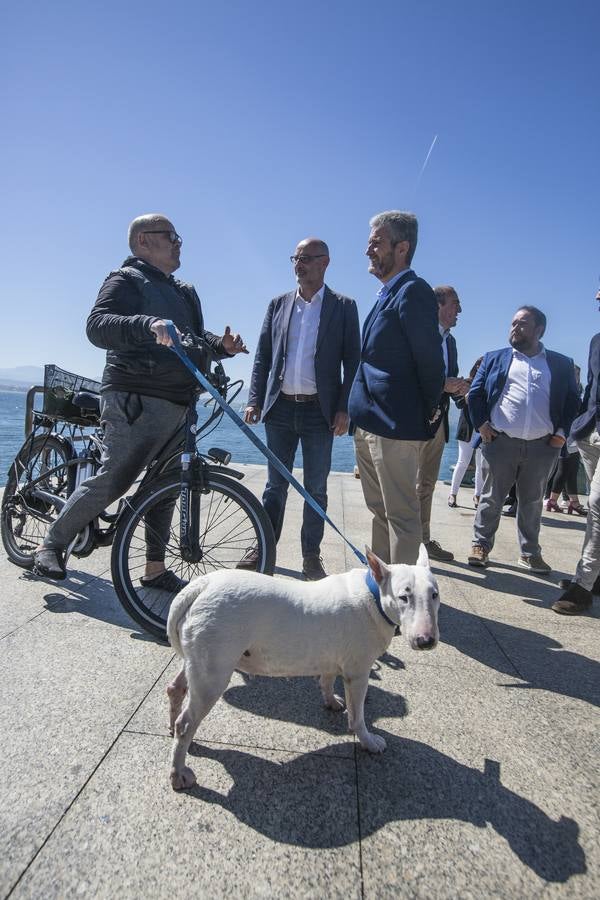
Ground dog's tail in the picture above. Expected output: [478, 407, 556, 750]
[167, 578, 208, 658]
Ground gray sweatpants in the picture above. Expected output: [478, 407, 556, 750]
[473, 432, 559, 557]
[44, 391, 187, 560]
[574, 432, 600, 591]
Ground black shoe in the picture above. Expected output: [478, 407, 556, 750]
[140, 570, 188, 592]
[552, 583, 593, 615]
[559, 574, 600, 595]
[502, 503, 517, 517]
[425, 540, 454, 562]
[302, 555, 327, 580]
[33, 548, 66, 580]
[236, 547, 260, 570]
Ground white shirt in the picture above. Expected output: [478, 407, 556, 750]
[439, 325, 450, 376]
[490, 347, 554, 440]
[281, 286, 324, 395]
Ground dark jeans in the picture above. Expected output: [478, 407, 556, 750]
[262, 396, 333, 557]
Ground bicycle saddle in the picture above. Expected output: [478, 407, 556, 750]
[73, 391, 100, 416]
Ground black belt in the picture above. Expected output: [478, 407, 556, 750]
[280, 392, 318, 403]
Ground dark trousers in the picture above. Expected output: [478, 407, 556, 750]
[549, 452, 581, 496]
[262, 396, 333, 557]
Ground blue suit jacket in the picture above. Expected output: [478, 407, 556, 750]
[348, 270, 445, 440]
[468, 346, 580, 437]
[570, 332, 600, 440]
[247, 286, 361, 425]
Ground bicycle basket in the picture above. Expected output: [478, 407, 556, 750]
[43, 364, 102, 425]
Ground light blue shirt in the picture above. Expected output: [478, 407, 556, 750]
[376, 267, 411, 300]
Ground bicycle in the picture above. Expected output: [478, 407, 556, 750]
[1, 344, 276, 641]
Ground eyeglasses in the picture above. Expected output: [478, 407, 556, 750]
[290, 254, 327, 264]
[142, 230, 182, 245]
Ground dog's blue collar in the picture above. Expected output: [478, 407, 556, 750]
[364, 571, 396, 628]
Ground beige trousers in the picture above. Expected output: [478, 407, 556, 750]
[416, 424, 446, 543]
[354, 427, 424, 565]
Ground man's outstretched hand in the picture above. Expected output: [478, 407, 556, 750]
[222, 325, 248, 355]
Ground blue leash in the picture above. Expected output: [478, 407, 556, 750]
[164, 323, 394, 626]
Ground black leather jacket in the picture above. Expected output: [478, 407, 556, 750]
[86, 256, 228, 405]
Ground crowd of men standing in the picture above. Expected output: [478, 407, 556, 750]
[32, 209, 599, 618]
[241, 208, 597, 617]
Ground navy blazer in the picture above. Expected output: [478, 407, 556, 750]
[570, 332, 600, 440]
[348, 270, 445, 440]
[468, 346, 580, 437]
[247, 286, 361, 426]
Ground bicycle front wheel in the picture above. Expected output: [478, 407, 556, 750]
[1, 434, 73, 568]
[111, 470, 276, 640]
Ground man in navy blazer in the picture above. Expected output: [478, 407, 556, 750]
[241, 237, 360, 579]
[552, 289, 600, 614]
[348, 210, 446, 565]
[416, 285, 470, 561]
[467, 306, 580, 573]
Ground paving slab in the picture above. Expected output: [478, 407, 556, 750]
[1, 471, 598, 899]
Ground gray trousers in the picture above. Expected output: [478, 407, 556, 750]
[44, 392, 187, 560]
[473, 432, 559, 557]
[574, 432, 600, 591]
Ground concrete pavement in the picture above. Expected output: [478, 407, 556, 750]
[1, 467, 598, 898]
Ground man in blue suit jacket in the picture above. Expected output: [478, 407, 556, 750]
[348, 210, 446, 565]
[241, 237, 360, 579]
[467, 306, 580, 573]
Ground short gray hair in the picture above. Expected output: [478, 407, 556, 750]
[369, 210, 418, 265]
[128, 213, 170, 253]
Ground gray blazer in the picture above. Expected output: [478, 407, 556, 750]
[248, 285, 361, 425]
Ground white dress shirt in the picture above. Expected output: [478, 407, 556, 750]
[490, 346, 555, 440]
[281, 286, 324, 395]
[439, 325, 450, 376]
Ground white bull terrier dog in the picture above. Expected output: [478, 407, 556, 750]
[166, 545, 440, 790]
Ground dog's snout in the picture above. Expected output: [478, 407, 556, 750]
[414, 635, 437, 651]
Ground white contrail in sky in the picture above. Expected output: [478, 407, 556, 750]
[414, 134, 438, 194]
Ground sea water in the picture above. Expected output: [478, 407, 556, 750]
[0, 390, 460, 487]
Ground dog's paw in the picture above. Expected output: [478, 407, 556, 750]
[324, 694, 345, 712]
[170, 766, 197, 791]
[360, 732, 387, 754]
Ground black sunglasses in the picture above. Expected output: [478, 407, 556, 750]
[142, 230, 182, 245]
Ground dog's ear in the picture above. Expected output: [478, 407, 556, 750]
[366, 546, 389, 584]
[416, 543, 430, 568]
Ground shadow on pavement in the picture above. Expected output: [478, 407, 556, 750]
[439, 604, 600, 706]
[185, 737, 585, 882]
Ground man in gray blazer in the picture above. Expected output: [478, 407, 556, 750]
[241, 238, 361, 579]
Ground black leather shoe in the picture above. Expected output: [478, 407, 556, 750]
[302, 555, 327, 580]
[502, 503, 517, 518]
[33, 548, 66, 580]
[236, 547, 260, 570]
[425, 540, 454, 562]
[558, 574, 600, 595]
[552, 583, 593, 615]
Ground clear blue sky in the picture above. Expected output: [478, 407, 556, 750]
[2, 0, 598, 386]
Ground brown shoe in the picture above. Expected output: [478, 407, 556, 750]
[425, 540, 454, 561]
[236, 547, 260, 570]
[302, 555, 327, 580]
[468, 544, 488, 567]
[552, 583, 593, 615]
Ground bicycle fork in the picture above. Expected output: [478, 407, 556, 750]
[179, 453, 207, 563]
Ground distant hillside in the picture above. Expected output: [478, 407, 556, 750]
[0, 366, 44, 390]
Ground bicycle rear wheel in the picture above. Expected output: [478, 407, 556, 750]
[111, 470, 276, 640]
[1, 434, 73, 567]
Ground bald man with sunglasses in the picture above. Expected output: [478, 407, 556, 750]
[33, 213, 247, 583]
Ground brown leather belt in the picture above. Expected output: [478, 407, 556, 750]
[280, 392, 318, 403]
